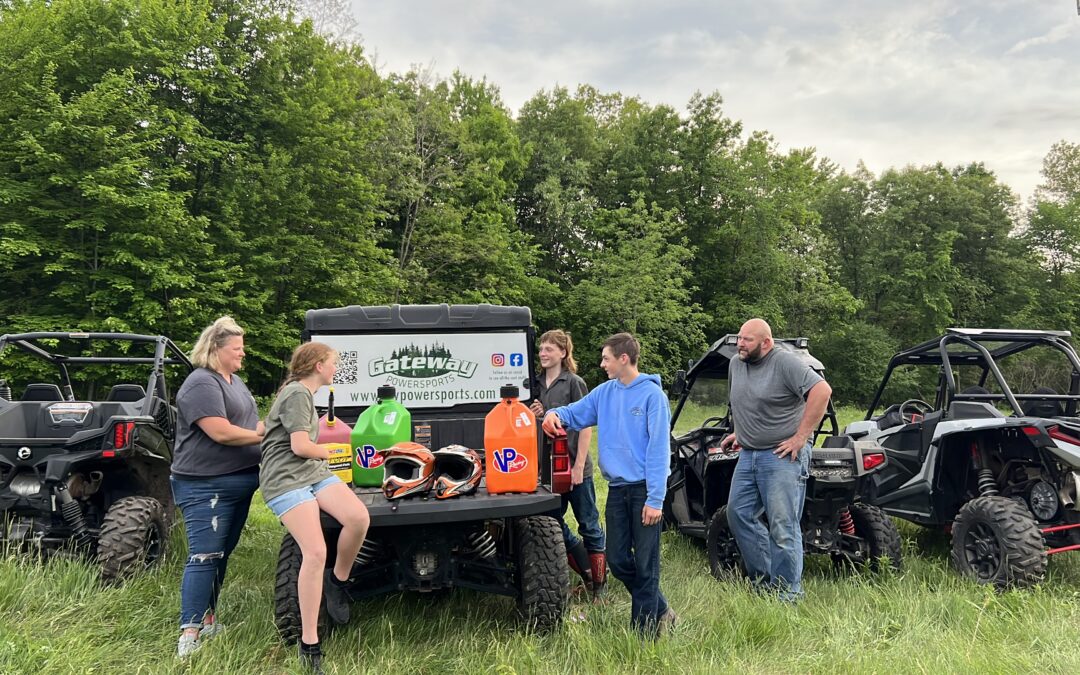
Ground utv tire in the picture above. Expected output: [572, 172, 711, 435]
[514, 516, 567, 632]
[97, 496, 167, 584]
[950, 496, 1047, 589]
[706, 506, 743, 578]
[834, 503, 902, 572]
[274, 533, 329, 644]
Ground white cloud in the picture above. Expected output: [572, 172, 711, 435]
[348, 0, 1080, 200]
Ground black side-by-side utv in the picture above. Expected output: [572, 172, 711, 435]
[665, 335, 902, 577]
[0, 332, 191, 582]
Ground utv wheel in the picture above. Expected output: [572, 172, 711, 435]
[950, 496, 1047, 589]
[97, 496, 167, 584]
[274, 533, 329, 644]
[706, 506, 743, 578]
[833, 503, 902, 572]
[514, 516, 567, 632]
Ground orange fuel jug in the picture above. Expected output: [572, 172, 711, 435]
[484, 384, 538, 494]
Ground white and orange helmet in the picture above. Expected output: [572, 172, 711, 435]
[432, 445, 483, 499]
[382, 442, 436, 500]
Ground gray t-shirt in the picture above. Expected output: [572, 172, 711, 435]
[729, 348, 825, 450]
[536, 371, 592, 478]
[172, 368, 261, 477]
[260, 381, 333, 502]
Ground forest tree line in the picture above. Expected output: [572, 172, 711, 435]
[2, 0, 1079, 404]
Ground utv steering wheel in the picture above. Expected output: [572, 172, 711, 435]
[899, 399, 934, 423]
[701, 416, 727, 428]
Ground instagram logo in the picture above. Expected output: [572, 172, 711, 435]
[491, 353, 506, 367]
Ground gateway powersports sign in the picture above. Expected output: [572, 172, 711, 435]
[310, 332, 531, 409]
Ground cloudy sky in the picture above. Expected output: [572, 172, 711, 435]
[347, 1, 1079, 201]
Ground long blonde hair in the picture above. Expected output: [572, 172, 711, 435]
[190, 316, 245, 371]
[279, 342, 337, 391]
[539, 329, 577, 374]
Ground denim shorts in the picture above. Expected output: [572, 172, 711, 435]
[265, 475, 341, 518]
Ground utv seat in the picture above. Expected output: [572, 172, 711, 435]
[946, 401, 1005, 420]
[106, 384, 146, 402]
[1023, 386, 1064, 418]
[21, 383, 63, 402]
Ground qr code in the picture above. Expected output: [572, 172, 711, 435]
[334, 350, 359, 384]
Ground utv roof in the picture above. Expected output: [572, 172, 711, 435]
[304, 304, 532, 336]
[885, 328, 1075, 367]
[686, 334, 823, 381]
[0, 332, 191, 366]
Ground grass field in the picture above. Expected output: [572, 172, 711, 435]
[3, 404, 1080, 674]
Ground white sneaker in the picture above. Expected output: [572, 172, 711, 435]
[199, 621, 225, 641]
[177, 632, 201, 658]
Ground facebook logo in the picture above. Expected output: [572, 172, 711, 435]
[510, 353, 524, 367]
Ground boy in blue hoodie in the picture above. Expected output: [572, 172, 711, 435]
[541, 332, 676, 637]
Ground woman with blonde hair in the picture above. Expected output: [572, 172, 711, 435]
[172, 316, 265, 658]
[261, 342, 370, 673]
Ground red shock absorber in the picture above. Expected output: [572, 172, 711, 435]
[838, 508, 855, 535]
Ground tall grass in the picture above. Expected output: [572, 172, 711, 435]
[2, 405, 1080, 673]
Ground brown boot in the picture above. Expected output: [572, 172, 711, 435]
[588, 551, 607, 602]
[566, 540, 593, 594]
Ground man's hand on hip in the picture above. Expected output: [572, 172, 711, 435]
[719, 433, 738, 452]
[642, 505, 662, 527]
[773, 434, 808, 461]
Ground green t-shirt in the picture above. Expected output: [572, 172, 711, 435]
[260, 381, 334, 502]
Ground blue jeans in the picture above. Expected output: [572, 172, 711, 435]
[171, 470, 259, 629]
[727, 445, 811, 601]
[556, 477, 606, 552]
[606, 482, 667, 635]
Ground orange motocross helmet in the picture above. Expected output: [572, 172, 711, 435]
[382, 442, 436, 500]
[432, 445, 483, 499]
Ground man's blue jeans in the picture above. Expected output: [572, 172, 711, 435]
[726, 444, 811, 601]
[557, 477, 606, 552]
[170, 470, 259, 629]
[606, 482, 667, 635]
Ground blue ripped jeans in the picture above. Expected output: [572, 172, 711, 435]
[170, 470, 259, 629]
[726, 444, 811, 601]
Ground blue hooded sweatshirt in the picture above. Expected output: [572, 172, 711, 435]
[548, 373, 670, 510]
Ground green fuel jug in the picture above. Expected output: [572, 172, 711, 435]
[350, 385, 412, 487]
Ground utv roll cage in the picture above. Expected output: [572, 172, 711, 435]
[864, 328, 1080, 419]
[0, 332, 193, 418]
[669, 334, 838, 442]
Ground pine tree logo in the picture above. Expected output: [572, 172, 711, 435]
[368, 342, 478, 379]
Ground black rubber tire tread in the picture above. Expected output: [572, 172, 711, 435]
[274, 533, 329, 644]
[514, 515, 568, 632]
[97, 496, 167, 584]
[706, 506, 743, 579]
[847, 502, 903, 572]
[950, 495, 1047, 589]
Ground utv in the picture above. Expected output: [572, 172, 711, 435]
[0, 332, 191, 582]
[665, 335, 902, 578]
[272, 304, 569, 642]
[852, 328, 1080, 588]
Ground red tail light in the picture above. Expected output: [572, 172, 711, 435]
[1048, 425, 1080, 446]
[112, 421, 135, 450]
[862, 453, 886, 471]
[551, 434, 572, 494]
[1022, 426, 1042, 436]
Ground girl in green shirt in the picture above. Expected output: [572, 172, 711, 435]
[262, 342, 370, 673]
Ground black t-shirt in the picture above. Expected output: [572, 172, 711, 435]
[537, 370, 592, 477]
[171, 368, 261, 478]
